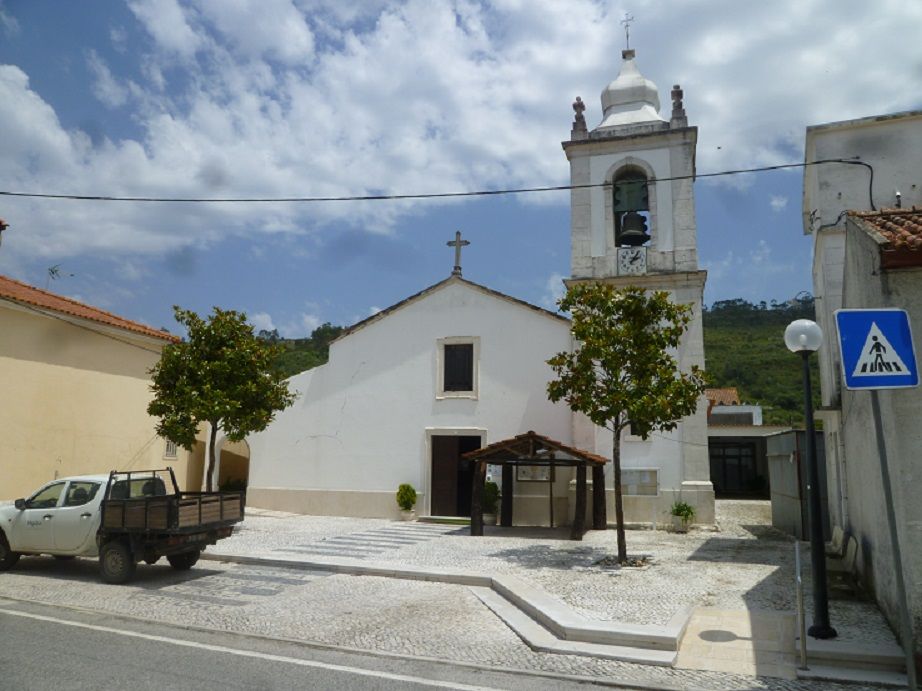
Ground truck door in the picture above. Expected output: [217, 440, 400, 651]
[53, 481, 103, 551]
[8, 481, 66, 552]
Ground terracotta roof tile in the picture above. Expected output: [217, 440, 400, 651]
[462, 430, 608, 465]
[705, 387, 740, 406]
[851, 208, 922, 251]
[0, 274, 177, 343]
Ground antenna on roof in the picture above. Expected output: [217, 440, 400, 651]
[46, 264, 74, 290]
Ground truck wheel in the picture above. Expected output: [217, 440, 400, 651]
[0, 533, 20, 571]
[99, 541, 135, 584]
[167, 550, 200, 571]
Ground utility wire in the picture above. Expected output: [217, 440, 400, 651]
[0, 158, 875, 207]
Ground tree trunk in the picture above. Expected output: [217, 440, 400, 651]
[612, 429, 627, 563]
[206, 422, 218, 493]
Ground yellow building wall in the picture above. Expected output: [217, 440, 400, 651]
[0, 304, 194, 499]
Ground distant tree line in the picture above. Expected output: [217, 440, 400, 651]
[703, 294, 819, 426]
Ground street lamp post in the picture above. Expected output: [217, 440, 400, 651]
[784, 319, 837, 640]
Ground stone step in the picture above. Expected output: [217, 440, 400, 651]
[797, 664, 908, 687]
[492, 574, 688, 652]
[471, 587, 677, 667]
[800, 636, 907, 673]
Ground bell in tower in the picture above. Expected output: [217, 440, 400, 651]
[613, 172, 650, 247]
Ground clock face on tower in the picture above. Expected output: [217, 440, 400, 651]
[617, 247, 646, 276]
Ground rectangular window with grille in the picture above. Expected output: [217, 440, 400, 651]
[437, 337, 479, 398]
[164, 440, 178, 458]
[444, 343, 473, 391]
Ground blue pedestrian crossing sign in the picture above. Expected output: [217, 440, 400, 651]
[835, 309, 919, 390]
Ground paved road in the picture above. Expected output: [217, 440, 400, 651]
[0, 599, 630, 691]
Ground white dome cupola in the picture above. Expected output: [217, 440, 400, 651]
[597, 49, 666, 129]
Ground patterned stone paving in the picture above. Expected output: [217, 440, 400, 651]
[0, 502, 894, 689]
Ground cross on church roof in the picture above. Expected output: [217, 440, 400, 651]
[447, 231, 470, 276]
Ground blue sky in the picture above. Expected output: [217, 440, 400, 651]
[1, 1, 920, 337]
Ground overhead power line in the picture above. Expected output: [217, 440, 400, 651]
[0, 158, 874, 208]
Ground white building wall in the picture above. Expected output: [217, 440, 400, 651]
[247, 280, 575, 520]
[840, 219, 922, 658]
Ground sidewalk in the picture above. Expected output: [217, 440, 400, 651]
[204, 501, 901, 687]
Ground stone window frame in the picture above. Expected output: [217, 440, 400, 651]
[436, 336, 480, 400]
[604, 157, 659, 255]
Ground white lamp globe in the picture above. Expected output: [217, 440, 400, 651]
[785, 319, 823, 353]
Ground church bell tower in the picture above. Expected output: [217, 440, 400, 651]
[563, 48, 714, 524]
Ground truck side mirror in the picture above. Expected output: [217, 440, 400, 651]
[14, 499, 26, 510]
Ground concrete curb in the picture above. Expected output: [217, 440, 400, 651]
[203, 550, 691, 662]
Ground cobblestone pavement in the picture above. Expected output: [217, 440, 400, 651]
[0, 557, 881, 690]
[217, 502, 800, 626]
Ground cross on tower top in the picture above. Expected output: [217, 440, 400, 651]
[620, 12, 635, 50]
[447, 231, 470, 276]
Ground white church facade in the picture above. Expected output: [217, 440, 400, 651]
[245, 48, 714, 526]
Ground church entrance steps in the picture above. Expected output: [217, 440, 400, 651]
[201, 551, 691, 664]
[417, 516, 471, 525]
[267, 523, 460, 560]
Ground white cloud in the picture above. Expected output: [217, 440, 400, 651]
[249, 311, 276, 333]
[0, 2, 19, 36]
[2, 0, 921, 265]
[279, 312, 321, 338]
[116, 260, 147, 282]
[703, 240, 797, 302]
[542, 272, 566, 310]
[127, 0, 203, 58]
[87, 51, 129, 108]
[769, 195, 788, 212]
[368, 305, 382, 316]
[193, 0, 315, 65]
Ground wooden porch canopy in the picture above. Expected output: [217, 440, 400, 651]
[462, 431, 608, 540]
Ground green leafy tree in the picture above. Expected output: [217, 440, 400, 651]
[148, 307, 296, 491]
[547, 284, 706, 563]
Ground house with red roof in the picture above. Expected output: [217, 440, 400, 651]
[0, 275, 203, 500]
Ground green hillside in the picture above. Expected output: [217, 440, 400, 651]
[703, 296, 819, 426]
[262, 323, 345, 379]
[266, 295, 820, 427]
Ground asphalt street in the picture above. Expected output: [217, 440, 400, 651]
[0, 598, 630, 691]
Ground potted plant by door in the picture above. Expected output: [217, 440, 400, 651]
[483, 481, 501, 526]
[396, 483, 417, 521]
[670, 500, 695, 533]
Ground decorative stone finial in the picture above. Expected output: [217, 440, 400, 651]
[670, 84, 687, 128]
[571, 96, 588, 140]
